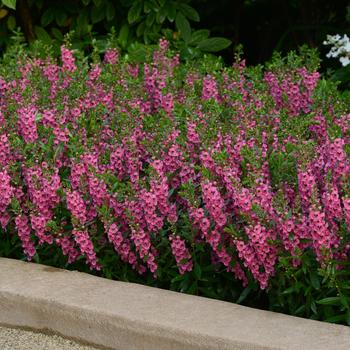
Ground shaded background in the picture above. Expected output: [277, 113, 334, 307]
[194, 0, 349, 64]
[0, 0, 350, 65]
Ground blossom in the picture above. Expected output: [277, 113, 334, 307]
[17, 105, 38, 143]
[324, 34, 350, 66]
[61, 45, 76, 72]
[66, 190, 88, 225]
[169, 235, 193, 274]
[73, 229, 100, 270]
[15, 214, 36, 261]
[104, 48, 119, 65]
[202, 75, 219, 101]
[56, 236, 79, 263]
[0, 170, 14, 213]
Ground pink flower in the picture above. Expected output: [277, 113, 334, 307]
[104, 48, 119, 65]
[202, 75, 219, 101]
[0, 134, 11, 167]
[73, 229, 100, 270]
[170, 235, 193, 274]
[56, 236, 79, 263]
[17, 105, 38, 143]
[66, 189, 88, 225]
[201, 181, 226, 228]
[0, 170, 14, 213]
[15, 214, 36, 261]
[61, 45, 76, 72]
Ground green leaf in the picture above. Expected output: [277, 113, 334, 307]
[76, 10, 89, 35]
[310, 272, 320, 290]
[34, 26, 51, 43]
[94, 38, 107, 53]
[198, 286, 219, 299]
[2, 0, 16, 10]
[33, 253, 40, 264]
[81, 0, 90, 5]
[171, 274, 185, 283]
[136, 20, 146, 37]
[346, 310, 350, 325]
[128, 3, 142, 24]
[156, 5, 167, 24]
[180, 274, 191, 292]
[175, 12, 191, 43]
[166, 2, 176, 22]
[346, 4, 350, 23]
[190, 29, 210, 44]
[106, 2, 115, 21]
[310, 300, 317, 315]
[193, 263, 201, 280]
[34, 0, 43, 10]
[51, 27, 63, 41]
[340, 295, 350, 309]
[145, 12, 155, 27]
[91, 4, 105, 24]
[325, 314, 346, 323]
[237, 286, 251, 304]
[35, 113, 42, 122]
[118, 23, 129, 48]
[178, 3, 199, 22]
[282, 285, 296, 295]
[331, 66, 350, 83]
[197, 37, 232, 52]
[41, 8, 55, 27]
[187, 281, 197, 294]
[144, 0, 159, 13]
[55, 10, 68, 27]
[294, 304, 306, 315]
[7, 15, 15, 31]
[316, 297, 341, 306]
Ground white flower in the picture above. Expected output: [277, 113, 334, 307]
[344, 42, 350, 52]
[339, 56, 350, 66]
[324, 34, 350, 66]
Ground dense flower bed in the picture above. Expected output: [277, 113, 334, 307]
[0, 41, 349, 323]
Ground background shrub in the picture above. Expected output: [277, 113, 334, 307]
[1, 0, 350, 65]
[0, 0, 231, 61]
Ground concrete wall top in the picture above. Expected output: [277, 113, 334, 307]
[0, 258, 349, 350]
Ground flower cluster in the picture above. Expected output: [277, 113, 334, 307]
[324, 34, 350, 66]
[17, 105, 38, 144]
[15, 215, 36, 261]
[0, 40, 348, 293]
[66, 190, 87, 225]
[0, 170, 14, 229]
[73, 230, 100, 270]
[169, 235, 193, 274]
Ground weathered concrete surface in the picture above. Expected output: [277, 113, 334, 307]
[0, 258, 349, 350]
[0, 325, 98, 350]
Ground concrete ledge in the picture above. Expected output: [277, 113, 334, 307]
[0, 258, 350, 350]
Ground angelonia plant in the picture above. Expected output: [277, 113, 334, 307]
[0, 39, 350, 324]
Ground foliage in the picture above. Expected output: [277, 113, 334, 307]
[2, 0, 350, 66]
[0, 40, 349, 325]
[0, 0, 231, 60]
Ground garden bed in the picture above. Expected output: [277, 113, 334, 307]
[0, 41, 349, 325]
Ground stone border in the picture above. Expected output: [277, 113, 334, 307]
[1, 258, 350, 350]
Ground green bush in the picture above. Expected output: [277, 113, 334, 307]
[0, 0, 231, 60]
